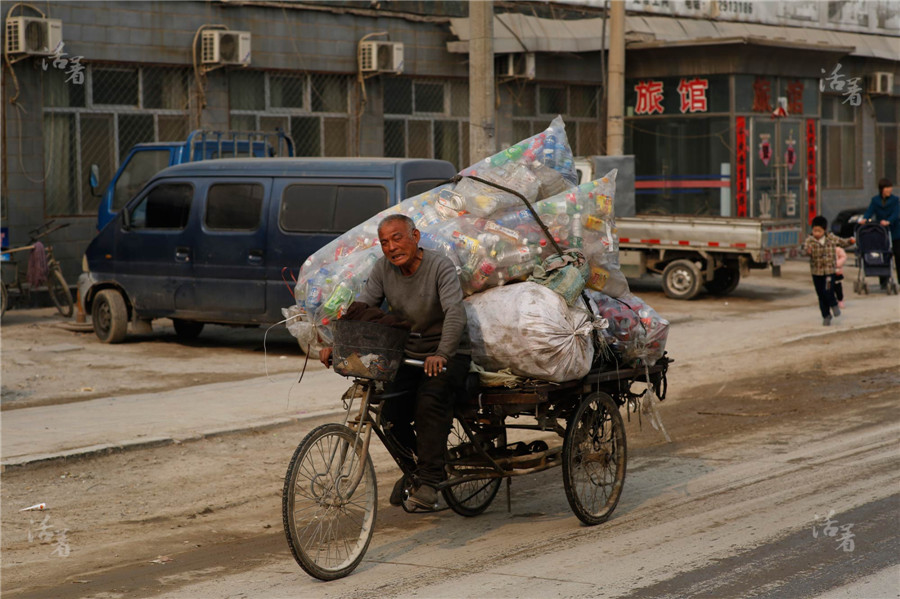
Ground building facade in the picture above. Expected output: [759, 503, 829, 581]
[2, 0, 898, 283]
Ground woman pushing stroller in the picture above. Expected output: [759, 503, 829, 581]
[802, 216, 855, 326]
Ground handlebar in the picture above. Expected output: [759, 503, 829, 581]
[28, 221, 70, 244]
[403, 358, 447, 373]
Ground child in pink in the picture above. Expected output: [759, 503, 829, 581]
[834, 246, 847, 309]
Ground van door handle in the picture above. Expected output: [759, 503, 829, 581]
[248, 249, 264, 263]
[175, 246, 191, 262]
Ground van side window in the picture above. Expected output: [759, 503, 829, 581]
[333, 186, 389, 232]
[129, 183, 193, 230]
[280, 184, 388, 233]
[280, 185, 336, 232]
[206, 183, 264, 231]
[406, 179, 446, 198]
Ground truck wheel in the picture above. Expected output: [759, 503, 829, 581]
[92, 289, 128, 343]
[662, 260, 702, 300]
[704, 266, 740, 295]
[172, 319, 204, 340]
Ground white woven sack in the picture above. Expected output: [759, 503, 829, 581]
[464, 282, 594, 383]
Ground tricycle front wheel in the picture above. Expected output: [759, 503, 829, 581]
[282, 423, 377, 581]
[562, 392, 627, 525]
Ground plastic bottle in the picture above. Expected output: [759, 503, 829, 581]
[469, 258, 496, 291]
[494, 246, 533, 268]
[304, 268, 329, 314]
[321, 277, 355, 319]
[570, 213, 584, 249]
[496, 208, 533, 229]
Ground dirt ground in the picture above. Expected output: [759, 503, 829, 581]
[1, 260, 898, 597]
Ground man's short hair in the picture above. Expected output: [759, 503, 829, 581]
[811, 215, 828, 230]
[878, 178, 893, 194]
[378, 214, 416, 237]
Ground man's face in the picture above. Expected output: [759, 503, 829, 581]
[378, 220, 420, 269]
[812, 226, 825, 239]
[883, 186, 893, 198]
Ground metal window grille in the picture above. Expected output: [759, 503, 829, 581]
[509, 83, 603, 157]
[229, 71, 352, 158]
[383, 78, 469, 169]
[42, 64, 192, 216]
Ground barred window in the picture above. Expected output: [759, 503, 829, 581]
[42, 65, 192, 217]
[509, 83, 603, 157]
[229, 71, 351, 158]
[383, 78, 469, 169]
[821, 95, 860, 189]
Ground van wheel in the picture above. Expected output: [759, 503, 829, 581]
[173, 319, 204, 340]
[662, 260, 702, 300]
[93, 290, 128, 344]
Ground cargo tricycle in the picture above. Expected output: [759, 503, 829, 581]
[281, 319, 670, 581]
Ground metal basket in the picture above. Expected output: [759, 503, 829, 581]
[331, 319, 410, 382]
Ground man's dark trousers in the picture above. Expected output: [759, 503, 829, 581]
[381, 353, 471, 486]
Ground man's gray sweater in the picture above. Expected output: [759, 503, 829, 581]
[357, 249, 469, 360]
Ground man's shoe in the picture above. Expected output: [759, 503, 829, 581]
[389, 475, 410, 507]
[832, 304, 841, 317]
[823, 316, 832, 326]
[407, 484, 438, 510]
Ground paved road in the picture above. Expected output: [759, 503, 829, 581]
[121, 387, 900, 598]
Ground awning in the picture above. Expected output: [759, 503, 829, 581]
[447, 13, 899, 61]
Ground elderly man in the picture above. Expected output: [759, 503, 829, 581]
[320, 214, 469, 510]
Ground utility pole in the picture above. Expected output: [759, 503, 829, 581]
[606, 0, 625, 155]
[469, 0, 496, 162]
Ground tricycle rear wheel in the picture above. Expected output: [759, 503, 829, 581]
[443, 417, 505, 517]
[562, 392, 626, 525]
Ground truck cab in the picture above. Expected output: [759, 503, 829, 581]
[93, 130, 294, 231]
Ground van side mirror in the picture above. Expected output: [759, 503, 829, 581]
[89, 164, 101, 197]
[121, 208, 131, 230]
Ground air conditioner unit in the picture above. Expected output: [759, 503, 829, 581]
[5, 16, 63, 56]
[201, 30, 251, 66]
[498, 53, 535, 80]
[867, 72, 894, 95]
[358, 41, 404, 74]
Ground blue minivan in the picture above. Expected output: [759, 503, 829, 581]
[78, 157, 456, 343]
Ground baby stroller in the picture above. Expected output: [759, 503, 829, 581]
[853, 223, 898, 295]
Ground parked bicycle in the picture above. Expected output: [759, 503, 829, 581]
[1, 221, 74, 318]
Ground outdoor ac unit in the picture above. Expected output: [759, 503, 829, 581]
[498, 53, 535, 80]
[4, 16, 63, 56]
[867, 72, 894, 95]
[201, 30, 251, 66]
[358, 41, 404, 74]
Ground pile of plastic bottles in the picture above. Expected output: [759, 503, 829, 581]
[286, 115, 666, 364]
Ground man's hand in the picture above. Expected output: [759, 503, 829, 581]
[319, 347, 333, 368]
[880, 220, 890, 226]
[424, 355, 447, 377]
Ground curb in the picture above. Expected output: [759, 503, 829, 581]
[0, 408, 346, 472]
